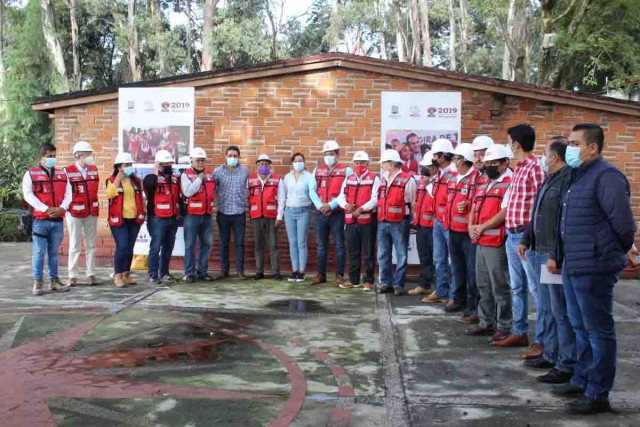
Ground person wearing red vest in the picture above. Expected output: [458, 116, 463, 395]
[408, 151, 438, 298]
[22, 143, 72, 296]
[181, 147, 216, 283]
[106, 152, 146, 288]
[398, 141, 420, 174]
[64, 141, 101, 287]
[377, 150, 417, 296]
[336, 151, 380, 292]
[143, 150, 180, 285]
[309, 140, 354, 286]
[247, 154, 283, 281]
[465, 144, 514, 342]
[424, 139, 457, 305]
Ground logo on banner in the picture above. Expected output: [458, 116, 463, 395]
[409, 105, 420, 117]
[143, 100, 154, 111]
[127, 101, 135, 111]
[427, 107, 437, 118]
[161, 102, 171, 112]
[389, 105, 400, 119]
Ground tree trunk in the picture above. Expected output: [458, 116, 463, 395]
[264, 0, 278, 60]
[40, 0, 69, 90]
[186, 0, 193, 73]
[0, 0, 5, 94]
[417, 0, 431, 67]
[149, 0, 169, 77]
[459, 0, 469, 73]
[501, 0, 516, 80]
[128, 0, 142, 81]
[448, 0, 457, 71]
[408, 0, 421, 64]
[202, 0, 217, 71]
[67, 0, 82, 90]
[393, 0, 406, 62]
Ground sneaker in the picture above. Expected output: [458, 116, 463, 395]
[363, 282, 373, 292]
[550, 383, 585, 398]
[49, 278, 70, 292]
[161, 275, 176, 284]
[150, 275, 161, 285]
[333, 275, 345, 287]
[297, 273, 306, 282]
[565, 396, 611, 415]
[273, 273, 283, 281]
[537, 368, 573, 384]
[198, 274, 215, 282]
[184, 276, 196, 284]
[379, 285, 394, 294]
[32, 280, 44, 296]
[217, 270, 230, 280]
[288, 272, 299, 282]
[254, 272, 265, 281]
[393, 288, 404, 296]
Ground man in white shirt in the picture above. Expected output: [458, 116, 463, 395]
[22, 143, 72, 296]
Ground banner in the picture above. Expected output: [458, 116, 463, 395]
[381, 91, 462, 264]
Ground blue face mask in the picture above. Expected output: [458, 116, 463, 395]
[293, 162, 305, 172]
[124, 166, 135, 176]
[226, 157, 239, 167]
[324, 156, 336, 167]
[565, 146, 583, 168]
[44, 157, 57, 168]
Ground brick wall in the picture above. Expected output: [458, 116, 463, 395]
[52, 68, 640, 272]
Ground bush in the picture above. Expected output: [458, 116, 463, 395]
[0, 211, 29, 242]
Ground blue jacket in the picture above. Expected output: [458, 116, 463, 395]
[559, 157, 635, 276]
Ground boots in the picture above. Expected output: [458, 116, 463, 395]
[114, 273, 127, 288]
[122, 271, 137, 286]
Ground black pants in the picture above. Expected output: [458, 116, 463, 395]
[217, 212, 246, 273]
[345, 220, 377, 284]
[416, 225, 434, 287]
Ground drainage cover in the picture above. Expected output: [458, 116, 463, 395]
[264, 299, 325, 313]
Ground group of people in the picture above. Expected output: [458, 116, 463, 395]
[123, 127, 186, 163]
[23, 123, 635, 416]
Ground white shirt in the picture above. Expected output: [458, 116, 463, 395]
[382, 169, 417, 215]
[22, 166, 72, 213]
[277, 170, 313, 220]
[67, 162, 87, 179]
[181, 170, 205, 198]
[437, 164, 454, 179]
[337, 171, 381, 212]
[455, 166, 475, 184]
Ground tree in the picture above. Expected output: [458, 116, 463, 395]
[282, 0, 331, 58]
[417, 0, 431, 66]
[447, 0, 456, 70]
[201, 0, 217, 71]
[67, 0, 81, 90]
[128, 0, 141, 81]
[40, 0, 69, 90]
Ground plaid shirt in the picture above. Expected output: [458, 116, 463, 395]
[506, 154, 545, 230]
[213, 164, 250, 215]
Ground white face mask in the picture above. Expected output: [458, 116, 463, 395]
[84, 156, 95, 166]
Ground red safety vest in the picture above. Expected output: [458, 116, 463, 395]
[433, 169, 457, 224]
[378, 172, 412, 223]
[344, 171, 376, 225]
[445, 169, 480, 233]
[248, 173, 281, 219]
[65, 164, 100, 218]
[107, 176, 145, 226]
[472, 176, 512, 247]
[315, 164, 348, 210]
[151, 174, 180, 218]
[414, 181, 435, 228]
[28, 167, 68, 220]
[183, 168, 216, 215]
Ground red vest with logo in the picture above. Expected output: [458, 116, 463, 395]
[151, 174, 180, 218]
[472, 176, 512, 247]
[315, 164, 348, 210]
[248, 173, 281, 219]
[378, 172, 412, 223]
[65, 164, 100, 218]
[433, 169, 457, 224]
[414, 181, 435, 228]
[344, 172, 376, 225]
[29, 167, 68, 220]
[183, 168, 216, 215]
[445, 169, 480, 233]
[107, 176, 145, 226]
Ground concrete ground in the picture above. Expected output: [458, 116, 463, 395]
[0, 242, 639, 427]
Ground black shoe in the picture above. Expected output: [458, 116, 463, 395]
[565, 395, 611, 415]
[444, 302, 465, 313]
[379, 286, 394, 294]
[217, 270, 230, 280]
[254, 272, 265, 280]
[537, 368, 573, 384]
[551, 383, 585, 398]
[288, 272, 299, 282]
[393, 288, 404, 296]
[274, 273, 283, 281]
[198, 274, 215, 282]
[524, 357, 555, 369]
[296, 273, 306, 282]
[161, 274, 176, 284]
[149, 276, 161, 285]
[184, 276, 196, 284]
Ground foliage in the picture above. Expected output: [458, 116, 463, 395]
[282, 0, 331, 58]
[0, 212, 28, 242]
[0, 141, 34, 209]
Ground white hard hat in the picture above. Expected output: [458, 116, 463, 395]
[380, 149, 402, 163]
[190, 147, 207, 159]
[322, 140, 340, 152]
[352, 151, 370, 162]
[73, 141, 93, 155]
[419, 150, 435, 166]
[483, 144, 512, 162]
[256, 154, 272, 163]
[453, 143, 475, 163]
[155, 149, 175, 163]
[472, 135, 494, 151]
[431, 138, 455, 154]
[114, 152, 134, 164]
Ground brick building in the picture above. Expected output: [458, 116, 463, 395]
[32, 53, 640, 273]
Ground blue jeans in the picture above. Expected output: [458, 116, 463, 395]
[217, 212, 245, 273]
[315, 211, 346, 277]
[433, 220, 450, 298]
[377, 219, 410, 289]
[32, 219, 64, 280]
[284, 207, 312, 272]
[110, 219, 141, 274]
[448, 231, 475, 306]
[506, 231, 542, 339]
[563, 270, 618, 400]
[184, 214, 214, 277]
[147, 216, 178, 278]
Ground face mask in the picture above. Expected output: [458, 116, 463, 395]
[258, 165, 270, 175]
[486, 165, 501, 180]
[162, 165, 173, 175]
[432, 159, 440, 168]
[324, 156, 336, 167]
[478, 165, 486, 174]
[124, 166, 135, 176]
[565, 146, 583, 168]
[84, 156, 95, 166]
[44, 157, 57, 168]
[293, 162, 305, 172]
[227, 157, 239, 167]
[354, 165, 368, 176]
[420, 167, 431, 177]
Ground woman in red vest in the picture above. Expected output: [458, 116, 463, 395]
[106, 152, 146, 288]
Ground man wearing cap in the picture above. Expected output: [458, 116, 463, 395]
[309, 141, 353, 286]
[64, 141, 101, 287]
[144, 150, 181, 285]
[465, 144, 513, 341]
[424, 139, 457, 304]
[377, 149, 417, 296]
[181, 148, 216, 283]
[408, 151, 438, 297]
[444, 143, 480, 314]
[248, 154, 283, 281]
[337, 151, 380, 292]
